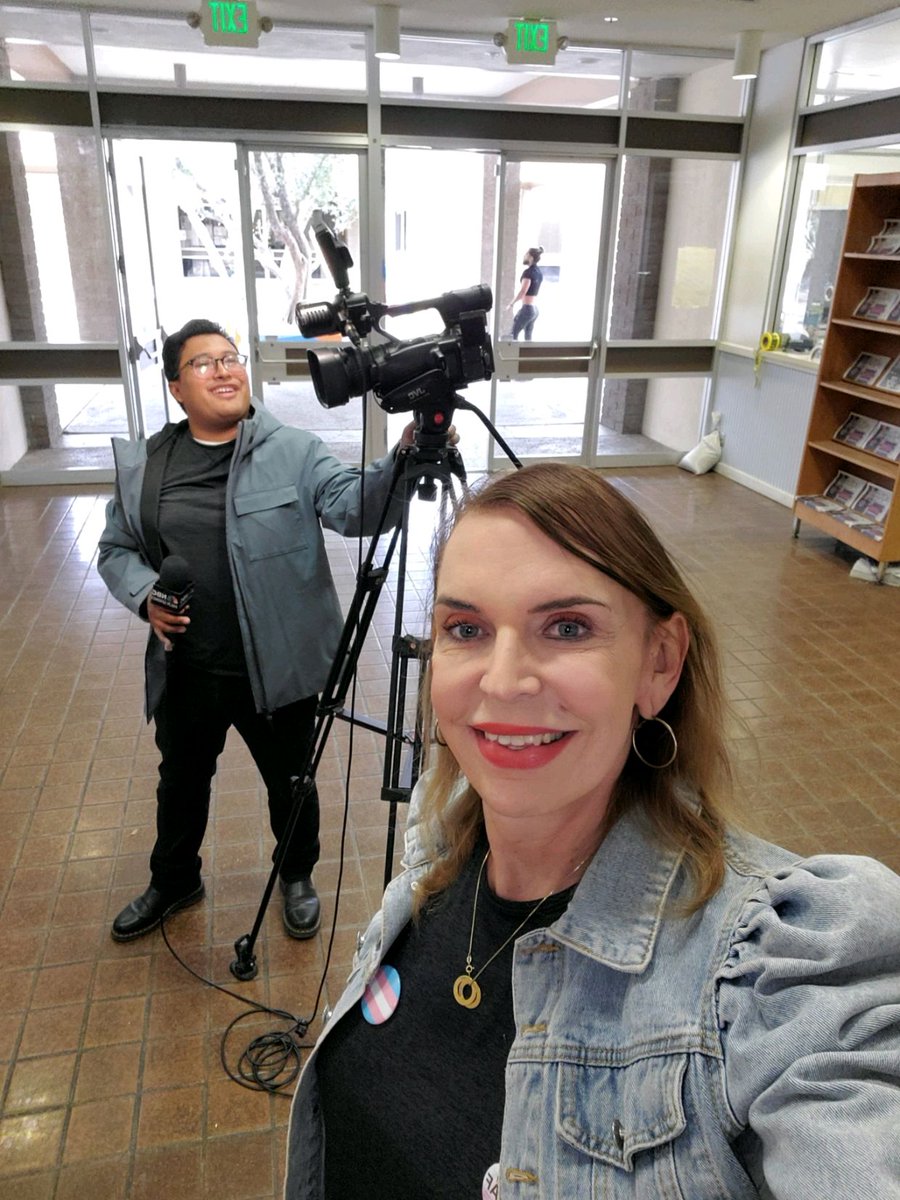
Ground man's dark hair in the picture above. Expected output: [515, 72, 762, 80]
[162, 319, 235, 381]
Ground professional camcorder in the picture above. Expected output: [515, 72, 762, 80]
[295, 213, 495, 415]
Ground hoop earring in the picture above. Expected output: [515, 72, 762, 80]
[433, 723, 447, 747]
[631, 716, 677, 770]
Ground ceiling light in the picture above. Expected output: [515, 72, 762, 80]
[733, 30, 762, 80]
[374, 5, 401, 60]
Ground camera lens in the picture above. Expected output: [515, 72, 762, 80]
[307, 345, 370, 408]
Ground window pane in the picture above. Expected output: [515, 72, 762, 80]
[495, 377, 588, 459]
[598, 375, 707, 453]
[499, 159, 605, 344]
[252, 150, 361, 338]
[627, 52, 744, 116]
[380, 35, 623, 110]
[810, 16, 900, 105]
[0, 130, 118, 343]
[0, 4, 86, 82]
[384, 147, 498, 336]
[89, 13, 366, 93]
[777, 151, 900, 352]
[609, 156, 735, 341]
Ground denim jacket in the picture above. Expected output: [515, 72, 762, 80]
[285, 780, 900, 1199]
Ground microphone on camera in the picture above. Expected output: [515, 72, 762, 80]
[149, 555, 194, 615]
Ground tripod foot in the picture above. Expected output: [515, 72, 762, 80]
[230, 934, 259, 981]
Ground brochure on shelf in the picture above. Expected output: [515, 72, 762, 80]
[844, 351, 891, 385]
[863, 420, 900, 461]
[853, 286, 900, 320]
[834, 411, 879, 447]
[796, 494, 845, 513]
[877, 355, 900, 394]
[867, 228, 900, 255]
[853, 480, 893, 522]
[824, 469, 868, 506]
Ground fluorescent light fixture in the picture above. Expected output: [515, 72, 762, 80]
[733, 30, 762, 80]
[374, 5, 401, 60]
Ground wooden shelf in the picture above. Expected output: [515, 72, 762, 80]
[807, 439, 899, 481]
[792, 501, 888, 557]
[793, 170, 900, 568]
[820, 379, 900, 410]
[831, 317, 900, 336]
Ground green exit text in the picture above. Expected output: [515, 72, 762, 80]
[208, 1, 249, 34]
[514, 21, 550, 54]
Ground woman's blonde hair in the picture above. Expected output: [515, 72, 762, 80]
[414, 463, 732, 914]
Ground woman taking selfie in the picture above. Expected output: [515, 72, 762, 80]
[286, 463, 900, 1199]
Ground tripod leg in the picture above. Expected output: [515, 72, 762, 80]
[379, 467, 466, 888]
[230, 445, 468, 981]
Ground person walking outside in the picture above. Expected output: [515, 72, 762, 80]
[507, 246, 544, 340]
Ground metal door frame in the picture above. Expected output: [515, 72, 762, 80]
[489, 150, 618, 469]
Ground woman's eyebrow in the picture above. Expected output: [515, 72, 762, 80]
[434, 595, 478, 612]
[434, 594, 610, 614]
[530, 596, 611, 613]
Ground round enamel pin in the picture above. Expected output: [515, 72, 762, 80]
[482, 1163, 500, 1199]
[361, 964, 401, 1025]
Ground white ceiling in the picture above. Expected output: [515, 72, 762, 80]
[72, 0, 900, 57]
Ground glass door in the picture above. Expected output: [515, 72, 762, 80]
[382, 147, 500, 474]
[492, 156, 609, 466]
[109, 138, 248, 439]
[241, 146, 365, 461]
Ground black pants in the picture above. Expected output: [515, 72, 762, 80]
[511, 304, 539, 340]
[150, 662, 319, 896]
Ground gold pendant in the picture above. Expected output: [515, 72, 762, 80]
[452, 974, 481, 1009]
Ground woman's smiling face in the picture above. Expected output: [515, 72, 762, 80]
[430, 508, 685, 829]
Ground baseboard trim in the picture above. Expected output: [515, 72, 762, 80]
[714, 461, 793, 508]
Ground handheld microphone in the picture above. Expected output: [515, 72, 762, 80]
[149, 555, 194, 615]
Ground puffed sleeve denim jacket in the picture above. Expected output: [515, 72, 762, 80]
[285, 781, 900, 1199]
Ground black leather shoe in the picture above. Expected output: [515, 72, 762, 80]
[111, 882, 205, 942]
[281, 876, 321, 939]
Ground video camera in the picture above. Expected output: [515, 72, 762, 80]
[295, 212, 495, 416]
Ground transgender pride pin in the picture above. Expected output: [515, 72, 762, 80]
[361, 965, 401, 1025]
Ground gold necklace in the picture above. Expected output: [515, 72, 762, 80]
[452, 848, 585, 1010]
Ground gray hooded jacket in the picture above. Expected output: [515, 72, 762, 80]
[97, 405, 402, 718]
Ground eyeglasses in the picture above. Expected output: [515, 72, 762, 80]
[177, 352, 248, 378]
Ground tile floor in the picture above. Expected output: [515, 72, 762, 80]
[0, 467, 898, 1199]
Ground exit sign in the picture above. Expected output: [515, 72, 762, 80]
[201, 0, 259, 48]
[504, 18, 558, 65]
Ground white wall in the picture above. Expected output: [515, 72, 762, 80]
[713, 38, 809, 501]
[721, 39, 805, 350]
[0, 269, 28, 473]
[714, 351, 814, 505]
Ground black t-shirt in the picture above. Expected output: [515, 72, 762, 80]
[521, 264, 543, 296]
[316, 839, 574, 1199]
[157, 431, 246, 675]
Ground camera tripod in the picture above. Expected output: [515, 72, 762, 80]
[230, 397, 520, 981]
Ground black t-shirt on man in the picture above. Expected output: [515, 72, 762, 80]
[156, 430, 246, 676]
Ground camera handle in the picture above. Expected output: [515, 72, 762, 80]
[231, 409, 478, 983]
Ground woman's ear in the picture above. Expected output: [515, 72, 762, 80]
[639, 612, 689, 717]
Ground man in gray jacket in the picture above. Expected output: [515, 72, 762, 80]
[98, 318, 411, 943]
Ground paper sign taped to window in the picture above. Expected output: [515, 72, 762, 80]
[672, 246, 716, 309]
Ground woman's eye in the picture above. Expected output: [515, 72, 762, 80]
[445, 620, 481, 641]
[548, 618, 590, 639]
